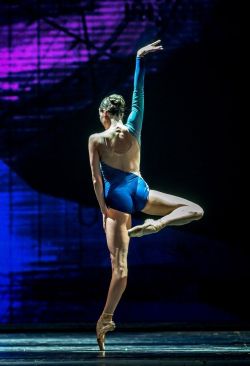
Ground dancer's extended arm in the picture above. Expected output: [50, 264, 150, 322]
[125, 56, 145, 145]
[126, 40, 163, 145]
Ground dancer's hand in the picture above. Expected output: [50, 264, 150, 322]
[102, 212, 107, 232]
[101, 206, 109, 232]
[137, 40, 164, 57]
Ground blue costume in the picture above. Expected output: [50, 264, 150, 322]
[100, 56, 150, 214]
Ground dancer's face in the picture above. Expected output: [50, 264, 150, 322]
[99, 108, 111, 130]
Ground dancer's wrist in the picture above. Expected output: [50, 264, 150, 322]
[137, 51, 145, 58]
[101, 205, 108, 215]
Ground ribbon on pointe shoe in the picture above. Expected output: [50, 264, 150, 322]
[96, 313, 116, 351]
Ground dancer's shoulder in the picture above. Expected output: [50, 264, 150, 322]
[89, 132, 100, 142]
[89, 132, 105, 147]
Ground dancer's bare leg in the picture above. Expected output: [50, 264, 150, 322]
[101, 208, 131, 314]
[96, 208, 131, 351]
[128, 189, 204, 237]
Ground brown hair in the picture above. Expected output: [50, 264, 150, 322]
[99, 94, 125, 117]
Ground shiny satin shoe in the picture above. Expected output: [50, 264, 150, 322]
[128, 218, 163, 237]
[96, 312, 116, 351]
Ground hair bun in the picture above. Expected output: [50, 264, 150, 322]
[109, 97, 122, 106]
[99, 94, 126, 117]
[109, 98, 119, 105]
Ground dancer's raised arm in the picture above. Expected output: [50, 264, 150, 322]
[126, 40, 163, 145]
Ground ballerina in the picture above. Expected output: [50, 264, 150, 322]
[88, 40, 204, 351]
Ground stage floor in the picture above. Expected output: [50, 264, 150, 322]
[0, 330, 250, 365]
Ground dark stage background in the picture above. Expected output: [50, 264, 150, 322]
[0, 0, 244, 328]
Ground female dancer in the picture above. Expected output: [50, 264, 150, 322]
[88, 40, 204, 351]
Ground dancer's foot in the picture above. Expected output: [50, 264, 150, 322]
[96, 312, 116, 351]
[128, 219, 164, 237]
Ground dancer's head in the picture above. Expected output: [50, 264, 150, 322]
[99, 94, 125, 129]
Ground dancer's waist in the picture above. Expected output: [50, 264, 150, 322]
[100, 161, 141, 181]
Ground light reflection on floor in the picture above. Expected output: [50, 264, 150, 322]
[0, 331, 250, 365]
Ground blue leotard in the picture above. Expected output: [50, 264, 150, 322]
[100, 161, 149, 214]
[100, 56, 149, 214]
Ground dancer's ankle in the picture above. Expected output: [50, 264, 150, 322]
[101, 312, 113, 321]
[157, 217, 168, 227]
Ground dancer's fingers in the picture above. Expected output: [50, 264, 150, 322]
[151, 39, 161, 45]
[149, 45, 164, 53]
[103, 214, 107, 231]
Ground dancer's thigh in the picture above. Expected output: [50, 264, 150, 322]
[141, 189, 200, 216]
[105, 208, 131, 271]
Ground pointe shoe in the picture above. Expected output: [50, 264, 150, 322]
[128, 219, 163, 237]
[96, 313, 116, 351]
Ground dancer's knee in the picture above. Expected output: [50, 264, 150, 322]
[110, 251, 128, 279]
[113, 260, 128, 279]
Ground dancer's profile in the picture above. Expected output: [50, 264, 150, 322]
[88, 40, 204, 352]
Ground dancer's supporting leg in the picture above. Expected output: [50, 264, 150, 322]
[96, 208, 131, 351]
[128, 190, 204, 237]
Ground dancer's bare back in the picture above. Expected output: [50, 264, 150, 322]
[93, 123, 141, 175]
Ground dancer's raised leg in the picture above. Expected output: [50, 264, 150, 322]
[128, 189, 203, 237]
